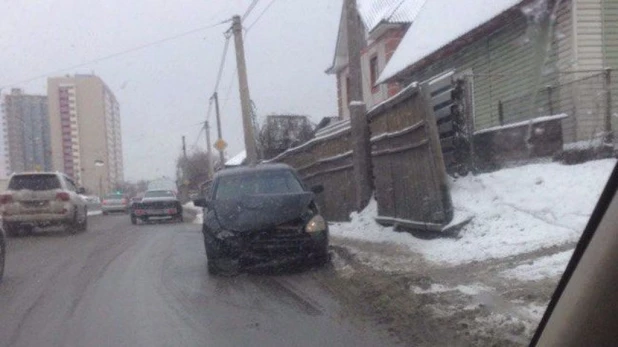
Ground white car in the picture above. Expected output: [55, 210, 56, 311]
[0, 172, 88, 236]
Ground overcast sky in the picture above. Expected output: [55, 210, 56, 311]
[0, 0, 341, 181]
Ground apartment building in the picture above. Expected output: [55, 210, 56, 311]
[1, 88, 52, 174]
[47, 74, 123, 195]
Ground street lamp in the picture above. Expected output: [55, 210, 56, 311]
[94, 159, 104, 197]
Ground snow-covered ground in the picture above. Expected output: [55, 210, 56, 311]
[330, 159, 615, 344]
[500, 250, 574, 282]
[330, 159, 615, 268]
[182, 202, 203, 225]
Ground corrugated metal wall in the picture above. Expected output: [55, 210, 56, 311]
[399, 6, 566, 133]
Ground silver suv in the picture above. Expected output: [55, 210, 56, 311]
[1, 172, 88, 236]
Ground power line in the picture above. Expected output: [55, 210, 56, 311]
[212, 36, 231, 101]
[191, 125, 205, 150]
[246, 0, 277, 33]
[241, 0, 261, 22]
[220, 68, 238, 114]
[1, 19, 231, 89]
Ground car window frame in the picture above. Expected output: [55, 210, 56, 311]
[64, 176, 77, 192]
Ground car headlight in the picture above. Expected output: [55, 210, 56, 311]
[305, 215, 327, 233]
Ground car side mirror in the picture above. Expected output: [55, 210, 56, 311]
[194, 198, 211, 209]
[77, 187, 86, 194]
[310, 185, 324, 194]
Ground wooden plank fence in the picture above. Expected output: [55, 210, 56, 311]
[269, 83, 454, 230]
[368, 84, 453, 230]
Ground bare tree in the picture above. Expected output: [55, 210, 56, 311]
[259, 115, 314, 159]
[176, 150, 217, 192]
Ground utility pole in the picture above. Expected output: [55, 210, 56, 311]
[182, 136, 187, 160]
[212, 92, 226, 166]
[204, 121, 215, 178]
[181, 136, 189, 202]
[346, 0, 372, 210]
[231, 15, 258, 165]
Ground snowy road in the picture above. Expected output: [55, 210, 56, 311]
[0, 214, 399, 347]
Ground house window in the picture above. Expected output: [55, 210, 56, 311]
[370, 56, 379, 93]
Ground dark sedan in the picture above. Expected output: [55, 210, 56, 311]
[193, 164, 329, 274]
[130, 190, 183, 224]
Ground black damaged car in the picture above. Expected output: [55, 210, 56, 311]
[193, 163, 329, 274]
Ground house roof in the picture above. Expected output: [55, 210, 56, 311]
[326, 0, 426, 74]
[377, 0, 524, 83]
[225, 150, 246, 166]
[358, 0, 426, 32]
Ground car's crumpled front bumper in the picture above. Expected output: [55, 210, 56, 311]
[213, 228, 328, 263]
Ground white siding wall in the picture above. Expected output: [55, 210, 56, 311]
[574, 0, 604, 72]
[573, 0, 608, 141]
[337, 67, 351, 120]
[361, 40, 389, 109]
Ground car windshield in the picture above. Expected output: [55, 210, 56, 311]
[144, 190, 175, 198]
[8, 175, 61, 191]
[215, 170, 304, 199]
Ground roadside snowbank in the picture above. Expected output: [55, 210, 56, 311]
[330, 159, 615, 266]
[183, 202, 203, 225]
[500, 250, 574, 281]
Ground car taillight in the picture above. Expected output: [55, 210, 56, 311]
[56, 192, 71, 201]
[0, 194, 13, 204]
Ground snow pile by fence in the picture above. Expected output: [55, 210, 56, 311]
[330, 159, 616, 266]
[182, 202, 203, 225]
[500, 250, 574, 281]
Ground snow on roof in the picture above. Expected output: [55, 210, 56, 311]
[225, 150, 246, 166]
[386, 0, 427, 24]
[378, 0, 523, 83]
[327, 0, 425, 74]
[358, 0, 425, 33]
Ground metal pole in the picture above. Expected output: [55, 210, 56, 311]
[346, 0, 372, 210]
[231, 15, 258, 165]
[181, 136, 189, 202]
[213, 92, 226, 166]
[182, 136, 187, 160]
[605, 68, 613, 144]
[205, 121, 214, 177]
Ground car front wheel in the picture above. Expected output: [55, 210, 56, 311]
[68, 211, 81, 234]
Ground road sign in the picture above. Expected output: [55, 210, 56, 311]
[214, 138, 227, 151]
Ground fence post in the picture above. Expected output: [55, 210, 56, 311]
[605, 68, 613, 145]
[498, 100, 504, 125]
[547, 85, 554, 115]
[420, 85, 454, 223]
